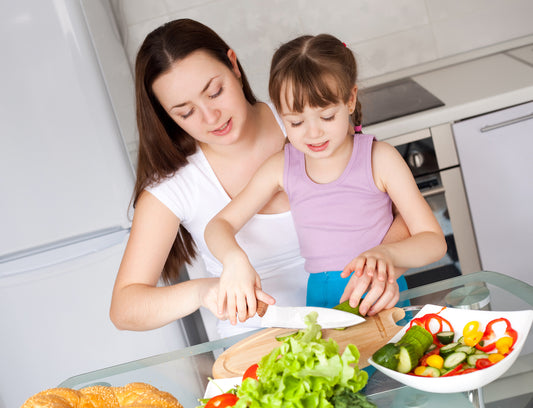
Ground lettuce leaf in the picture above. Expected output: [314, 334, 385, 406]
[234, 312, 369, 408]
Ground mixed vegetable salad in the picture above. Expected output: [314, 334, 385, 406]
[198, 312, 376, 408]
[372, 308, 518, 377]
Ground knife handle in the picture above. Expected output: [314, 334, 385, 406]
[256, 300, 269, 317]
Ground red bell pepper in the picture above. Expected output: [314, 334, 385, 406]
[442, 363, 464, 377]
[475, 317, 518, 352]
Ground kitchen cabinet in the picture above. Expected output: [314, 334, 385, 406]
[452, 101, 533, 290]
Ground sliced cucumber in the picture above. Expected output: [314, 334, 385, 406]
[400, 326, 433, 355]
[443, 351, 467, 369]
[396, 343, 420, 373]
[436, 331, 455, 345]
[400, 335, 426, 357]
[439, 342, 459, 357]
[467, 353, 489, 366]
[405, 325, 434, 346]
[417, 366, 441, 377]
[455, 345, 475, 355]
[427, 343, 437, 352]
[372, 343, 400, 370]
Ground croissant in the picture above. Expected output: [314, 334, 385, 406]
[21, 382, 183, 408]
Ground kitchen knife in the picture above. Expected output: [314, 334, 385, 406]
[260, 305, 365, 329]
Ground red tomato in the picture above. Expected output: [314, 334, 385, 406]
[242, 363, 259, 380]
[475, 358, 493, 370]
[205, 393, 238, 408]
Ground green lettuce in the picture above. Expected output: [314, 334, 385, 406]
[233, 312, 369, 408]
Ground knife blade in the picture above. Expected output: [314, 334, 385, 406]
[260, 305, 365, 329]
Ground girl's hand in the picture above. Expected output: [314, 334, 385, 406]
[339, 267, 400, 316]
[217, 255, 275, 325]
[341, 245, 396, 284]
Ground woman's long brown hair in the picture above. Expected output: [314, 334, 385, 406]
[133, 19, 257, 283]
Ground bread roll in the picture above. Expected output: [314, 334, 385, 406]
[21, 383, 183, 408]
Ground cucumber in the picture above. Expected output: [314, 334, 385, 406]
[405, 325, 434, 346]
[396, 343, 420, 373]
[416, 366, 441, 377]
[439, 342, 459, 357]
[467, 353, 489, 366]
[455, 345, 475, 355]
[333, 300, 362, 316]
[400, 326, 433, 355]
[372, 343, 400, 370]
[443, 351, 467, 369]
[436, 331, 455, 345]
[400, 335, 426, 357]
[427, 343, 437, 352]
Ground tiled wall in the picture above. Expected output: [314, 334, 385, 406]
[110, 0, 533, 102]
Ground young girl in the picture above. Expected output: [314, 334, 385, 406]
[205, 34, 447, 325]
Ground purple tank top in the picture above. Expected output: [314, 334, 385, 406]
[283, 134, 393, 273]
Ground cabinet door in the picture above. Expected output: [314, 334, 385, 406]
[452, 101, 533, 285]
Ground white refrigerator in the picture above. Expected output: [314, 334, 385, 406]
[0, 1, 188, 407]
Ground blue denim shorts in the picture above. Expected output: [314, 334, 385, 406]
[306, 270, 409, 308]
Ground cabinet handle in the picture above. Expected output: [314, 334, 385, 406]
[480, 112, 533, 133]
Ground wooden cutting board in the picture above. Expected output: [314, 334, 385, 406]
[212, 307, 405, 379]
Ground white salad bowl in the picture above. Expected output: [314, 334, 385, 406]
[368, 304, 533, 393]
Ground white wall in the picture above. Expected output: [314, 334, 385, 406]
[110, 0, 533, 104]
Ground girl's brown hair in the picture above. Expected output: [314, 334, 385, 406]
[269, 34, 362, 130]
[134, 19, 257, 283]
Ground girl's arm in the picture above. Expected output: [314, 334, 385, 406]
[371, 140, 447, 268]
[109, 191, 223, 330]
[340, 141, 446, 313]
[205, 151, 285, 325]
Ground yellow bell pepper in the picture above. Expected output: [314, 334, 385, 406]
[426, 354, 444, 369]
[495, 336, 513, 354]
[463, 330, 483, 346]
[463, 321, 480, 336]
[488, 353, 505, 363]
[414, 366, 427, 376]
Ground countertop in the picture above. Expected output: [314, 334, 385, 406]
[365, 42, 533, 140]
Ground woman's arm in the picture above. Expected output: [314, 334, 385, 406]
[205, 152, 285, 325]
[110, 191, 221, 331]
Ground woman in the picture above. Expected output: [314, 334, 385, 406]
[109, 19, 408, 339]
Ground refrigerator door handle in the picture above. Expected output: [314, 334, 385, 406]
[0, 227, 130, 278]
[480, 112, 533, 132]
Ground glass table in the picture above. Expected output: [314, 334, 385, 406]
[60, 271, 533, 408]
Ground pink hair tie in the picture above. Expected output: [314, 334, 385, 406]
[354, 125, 363, 133]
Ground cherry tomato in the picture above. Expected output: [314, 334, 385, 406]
[475, 358, 493, 370]
[205, 393, 238, 408]
[242, 363, 259, 381]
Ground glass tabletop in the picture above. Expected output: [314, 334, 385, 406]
[60, 271, 533, 408]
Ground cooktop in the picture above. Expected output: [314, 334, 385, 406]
[358, 77, 445, 126]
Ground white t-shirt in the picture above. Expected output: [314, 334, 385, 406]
[146, 103, 307, 338]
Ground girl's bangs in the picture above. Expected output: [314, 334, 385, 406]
[284, 70, 345, 113]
